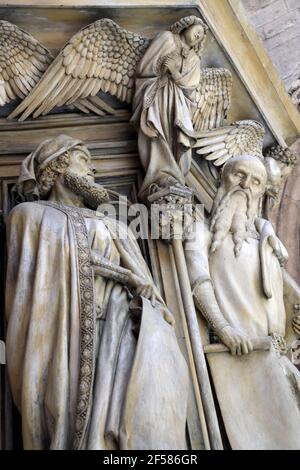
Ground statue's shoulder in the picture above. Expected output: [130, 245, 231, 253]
[7, 201, 50, 224]
[152, 30, 177, 48]
[157, 30, 175, 40]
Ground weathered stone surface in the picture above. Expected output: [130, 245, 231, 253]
[261, 11, 298, 40]
[248, 0, 287, 28]
[242, 0, 300, 91]
[276, 138, 300, 281]
[185, 154, 300, 450]
[242, 0, 275, 13]
[290, 79, 300, 111]
[286, 0, 300, 10]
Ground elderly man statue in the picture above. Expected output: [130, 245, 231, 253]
[185, 154, 300, 449]
[5, 134, 189, 450]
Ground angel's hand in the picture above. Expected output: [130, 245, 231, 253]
[163, 53, 182, 79]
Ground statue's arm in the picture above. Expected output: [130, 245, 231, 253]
[144, 31, 185, 82]
[193, 279, 230, 333]
[91, 250, 133, 285]
[90, 250, 158, 306]
[193, 278, 254, 355]
[185, 222, 253, 354]
[185, 222, 230, 332]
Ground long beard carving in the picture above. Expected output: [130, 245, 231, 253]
[64, 170, 109, 209]
[210, 186, 256, 257]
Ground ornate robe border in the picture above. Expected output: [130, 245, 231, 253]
[37, 201, 95, 449]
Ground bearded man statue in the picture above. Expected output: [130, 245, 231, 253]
[185, 154, 300, 449]
[5, 134, 189, 450]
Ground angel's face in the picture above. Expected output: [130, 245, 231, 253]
[67, 147, 95, 182]
[183, 24, 205, 48]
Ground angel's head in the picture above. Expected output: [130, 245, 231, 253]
[210, 155, 267, 256]
[170, 16, 208, 54]
[14, 134, 108, 208]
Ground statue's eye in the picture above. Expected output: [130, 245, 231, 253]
[235, 172, 244, 178]
[253, 178, 260, 186]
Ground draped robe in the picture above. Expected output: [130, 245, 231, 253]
[185, 219, 300, 449]
[5, 201, 189, 450]
[131, 31, 200, 200]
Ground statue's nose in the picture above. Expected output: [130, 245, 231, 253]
[240, 176, 251, 189]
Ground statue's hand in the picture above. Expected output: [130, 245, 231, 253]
[163, 53, 182, 79]
[292, 314, 300, 335]
[128, 272, 157, 307]
[217, 325, 253, 356]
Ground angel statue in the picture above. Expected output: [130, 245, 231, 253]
[130, 16, 233, 201]
[1, 16, 233, 198]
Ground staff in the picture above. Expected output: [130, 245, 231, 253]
[149, 186, 223, 450]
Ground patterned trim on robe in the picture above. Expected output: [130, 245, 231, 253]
[36, 201, 96, 450]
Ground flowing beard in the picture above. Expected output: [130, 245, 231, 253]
[64, 170, 109, 209]
[210, 186, 255, 257]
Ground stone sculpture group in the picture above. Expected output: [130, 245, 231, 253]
[3, 15, 300, 450]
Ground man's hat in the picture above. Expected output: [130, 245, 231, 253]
[13, 134, 90, 201]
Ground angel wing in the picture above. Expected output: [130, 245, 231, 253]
[0, 20, 53, 108]
[192, 68, 233, 132]
[9, 18, 150, 121]
[194, 120, 265, 166]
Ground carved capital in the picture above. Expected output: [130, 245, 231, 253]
[265, 145, 298, 167]
[289, 79, 300, 113]
[148, 185, 194, 242]
[264, 145, 299, 212]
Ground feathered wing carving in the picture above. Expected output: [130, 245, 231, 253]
[194, 120, 265, 166]
[9, 18, 150, 121]
[0, 20, 53, 108]
[192, 68, 233, 132]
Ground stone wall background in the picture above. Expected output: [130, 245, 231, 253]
[242, 1, 300, 283]
[242, 0, 300, 91]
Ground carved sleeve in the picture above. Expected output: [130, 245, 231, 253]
[185, 221, 230, 332]
[193, 278, 230, 333]
[90, 250, 132, 286]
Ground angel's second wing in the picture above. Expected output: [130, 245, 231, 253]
[9, 18, 150, 121]
[194, 120, 265, 166]
[0, 21, 53, 107]
[193, 67, 233, 132]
